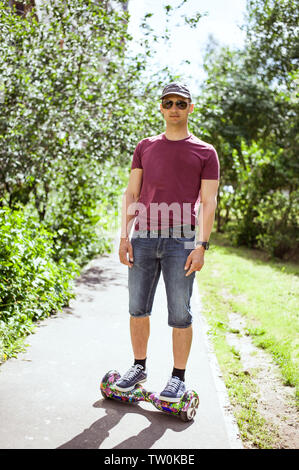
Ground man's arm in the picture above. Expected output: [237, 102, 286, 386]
[121, 168, 143, 239]
[184, 179, 219, 276]
[196, 178, 219, 247]
[119, 168, 143, 267]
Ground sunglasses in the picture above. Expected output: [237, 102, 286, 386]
[162, 99, 189, 110]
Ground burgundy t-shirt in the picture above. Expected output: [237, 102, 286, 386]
[130, 133, 220, 230]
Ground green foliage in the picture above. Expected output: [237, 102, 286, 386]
[0, 0, 166, 360]
[0, 203, 79, 361]
[255, 190, 299, 259]
[245, 0, 299, 85]
[222, 141, 299, 257]
[191, 0, 299, 258]
[0, 0, 161, 263]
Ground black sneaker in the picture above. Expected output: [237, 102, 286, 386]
[159, 376, 186, 402]
[115, 364, 147, 392]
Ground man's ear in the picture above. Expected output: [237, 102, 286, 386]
[188, 103, 194, 114]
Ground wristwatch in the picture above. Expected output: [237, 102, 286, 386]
[196, 241, 209, 250]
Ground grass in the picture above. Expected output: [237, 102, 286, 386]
[197, 232, 299, 448]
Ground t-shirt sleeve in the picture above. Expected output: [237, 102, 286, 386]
[131, 141, 143, 170]
[201, 147, 220, 180]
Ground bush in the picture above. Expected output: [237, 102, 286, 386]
[0, 204, 80, 361]
[219, 142, 298, 258]
[255, 190, 299, 259]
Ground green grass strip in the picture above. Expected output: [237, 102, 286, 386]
[197, 233, 299, 447]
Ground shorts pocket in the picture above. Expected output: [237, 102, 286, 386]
[173, 236, 195, 244]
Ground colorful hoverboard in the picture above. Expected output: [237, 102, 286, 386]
[100, 370, 199, 422]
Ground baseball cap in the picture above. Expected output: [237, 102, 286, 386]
[159, 82, 192, 101]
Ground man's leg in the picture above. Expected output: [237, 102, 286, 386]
[114, 316, 150, 392]
[128, 236, 160, 363]
[130, 316, 150, 361]
[159, 325, 193, 402]
[172, 325, 193, 370]
[159, 236, 195, 400]
[115, 235, 160, 392]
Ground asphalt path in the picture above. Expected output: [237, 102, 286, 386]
[0, 239, 243, 449]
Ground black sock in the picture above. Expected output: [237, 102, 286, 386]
[134, 358, 146, 369]
[172, 367, 185, 382]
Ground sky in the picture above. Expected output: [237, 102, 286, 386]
[127, 0, 247, 94]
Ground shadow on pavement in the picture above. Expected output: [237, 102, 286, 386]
[75, 255, 127, 290]
[57, 398, 193, 449]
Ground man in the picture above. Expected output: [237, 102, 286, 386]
[116, 82, 219, 402]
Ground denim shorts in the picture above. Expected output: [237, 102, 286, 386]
[128, 227, 196, 328]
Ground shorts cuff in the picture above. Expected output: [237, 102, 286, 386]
[130, 312, 152, 318]
[168, 322, 193, 329]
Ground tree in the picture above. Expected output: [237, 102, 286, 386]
[0, 0, 162, 263]
[190, 1, 299, 257]
[245, 0, 299, 86]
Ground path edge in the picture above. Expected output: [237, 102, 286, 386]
[193, 281, 244, 449]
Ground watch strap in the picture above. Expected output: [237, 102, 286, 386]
[196, 241, 209, 250]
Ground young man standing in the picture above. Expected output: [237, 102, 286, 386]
[117, 82, 219, 402]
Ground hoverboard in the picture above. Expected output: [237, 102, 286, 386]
[100, 370, 199, 422]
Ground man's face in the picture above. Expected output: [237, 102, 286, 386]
[160, 94, 194, 125]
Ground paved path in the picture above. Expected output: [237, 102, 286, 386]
[0, 240, 242, 449]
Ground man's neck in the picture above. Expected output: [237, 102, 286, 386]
[164, 125, 190, 141]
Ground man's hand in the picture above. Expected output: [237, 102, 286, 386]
[184, 246, 205, 276]
[119, 238, 134, 268]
